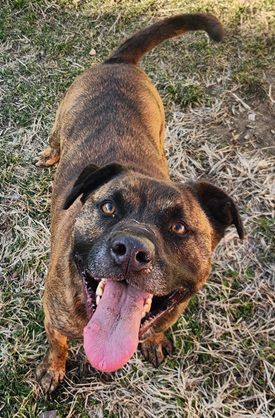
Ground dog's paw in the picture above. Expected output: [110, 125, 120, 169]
[36, 355, 66, 393]
[34, 146, 60, 167]
[140, 332, 173, 367]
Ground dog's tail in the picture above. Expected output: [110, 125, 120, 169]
[105, 13, 224, 65]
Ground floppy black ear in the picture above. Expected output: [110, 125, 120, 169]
[190, 181, 244, 243]
[64, 163, 126, 209]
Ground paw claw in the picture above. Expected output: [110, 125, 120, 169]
[34, 146, 60, 167]
[36, 359, 65, 393]
[163, 339, 174, 356]
[140, 333, 173, 368]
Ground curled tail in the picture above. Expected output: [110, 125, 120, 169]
[105, 13, 224, 65]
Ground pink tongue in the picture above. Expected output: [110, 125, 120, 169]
[83, 280, 150, 372]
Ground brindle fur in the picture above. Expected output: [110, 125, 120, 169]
[36, 14, 243, 392]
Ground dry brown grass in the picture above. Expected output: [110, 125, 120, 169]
[1, 0, 274, 417]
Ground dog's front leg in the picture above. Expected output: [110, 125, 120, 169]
[139, 298, 191, 367]
[36, 319, 68, 393]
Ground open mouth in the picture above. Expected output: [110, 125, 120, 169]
[83, 274, 187, 337]
[81, 270, 188, 373]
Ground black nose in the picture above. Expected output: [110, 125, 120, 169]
[110, 234, 155, 273]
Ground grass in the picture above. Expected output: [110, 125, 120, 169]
[0, 0, 274, 417]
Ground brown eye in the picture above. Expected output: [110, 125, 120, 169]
[171, 222, 186, 235]
[101, 201, 116, 216]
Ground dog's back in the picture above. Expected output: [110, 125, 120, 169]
[50, 13, 224, 217]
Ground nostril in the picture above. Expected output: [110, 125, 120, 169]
[112, 243, 127, 257]
[136, 250, 151, 264]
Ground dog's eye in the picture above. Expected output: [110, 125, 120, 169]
[170, 222, 187, 235]
[101, 201, 116, 216]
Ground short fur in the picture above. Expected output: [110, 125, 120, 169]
[35, 13, 243, 393]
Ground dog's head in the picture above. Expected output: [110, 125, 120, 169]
[64, 162, 244, 372]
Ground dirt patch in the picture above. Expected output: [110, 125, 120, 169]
[227, 87, 274, 153]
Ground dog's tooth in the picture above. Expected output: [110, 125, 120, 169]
[96, 295, 101, 306]
[141, 311, 146, 318]
[96, 280, 106, 296]
[96, 287, 103, 297]
[143, 303, 151, 313]
[143, 297, 152, 313]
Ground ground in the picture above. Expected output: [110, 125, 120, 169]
[0, 0, 274, 417]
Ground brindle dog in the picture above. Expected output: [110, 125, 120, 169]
[35, 13, 244, 392]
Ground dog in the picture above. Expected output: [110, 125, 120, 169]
[35, 13, 244, 393]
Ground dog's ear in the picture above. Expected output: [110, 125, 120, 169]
[189, 181, 244, 246]
[64, 163, 126, 209]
